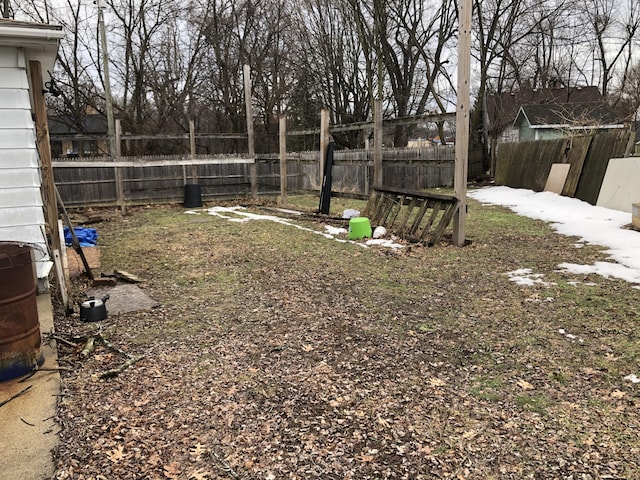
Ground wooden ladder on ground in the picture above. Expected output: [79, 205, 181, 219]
[363, 187, 460, 246]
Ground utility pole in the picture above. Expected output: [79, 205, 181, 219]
[97, 0, 124, 211]
[453, 0, 472, 247]
[97, 0, 116, 160]
[243, 64, 257, 198]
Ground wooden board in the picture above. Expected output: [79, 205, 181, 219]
[364, 187, 459, 246]
[544, 164, 571, 194]
[596, 157, 640, 212]
[575, 130, 633, 205]
[495, 139, 567, 191]
[561, 136, 592, 197]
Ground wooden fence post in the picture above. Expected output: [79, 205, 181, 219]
[115, 118, 122, 159]
[319, 109, 330, 189]
[279, 115, 287, 204]
[453, 0, 472, 247]
[243, 64, 257, 197]
[373, 99, 383, 189]
[113, 119, 126, 211]
[29, 61, 66, 305]
[189, 119, 197, 182]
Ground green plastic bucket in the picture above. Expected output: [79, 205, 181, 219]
[348, 217, 372, 240]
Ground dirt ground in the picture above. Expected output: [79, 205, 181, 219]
[51, 196, 640, 479]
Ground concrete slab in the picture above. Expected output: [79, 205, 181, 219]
[597, 157, 640, 213]
[0, 293, 59, 480]
[85, 283, 159, 315]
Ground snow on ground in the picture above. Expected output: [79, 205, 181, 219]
[469, 186, 640, 288]
[186, 206, 405, 249]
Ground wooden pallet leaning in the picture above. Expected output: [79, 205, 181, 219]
[363, 187, 460, 245]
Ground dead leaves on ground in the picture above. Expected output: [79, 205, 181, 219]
[106, 445, 127, 463]
[52, 203, 640, 479]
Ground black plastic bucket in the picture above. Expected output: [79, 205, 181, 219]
[184, 184, 203, 208]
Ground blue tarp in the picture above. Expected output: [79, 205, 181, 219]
[63, 227, 98, 247]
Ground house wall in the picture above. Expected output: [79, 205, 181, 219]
[535, 129, 564, 141]
[518, 125, 535, 141]
[0, 46, 51, 278]
[499, 126, 519, 143]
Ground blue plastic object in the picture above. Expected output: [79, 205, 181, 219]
[63, 227, 98, 247]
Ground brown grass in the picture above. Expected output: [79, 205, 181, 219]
[52, 194, 640, 479]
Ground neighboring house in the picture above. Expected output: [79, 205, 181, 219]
[48, 114, 108, 158]
[407, 137, 437, 148]
[513, 102, 624, 141]
[0, 19, 64, 281]
[486, 86, 604, 144]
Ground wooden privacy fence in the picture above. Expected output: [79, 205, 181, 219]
[53, 156, 267, 207]
[495, 130, 634, 204]
[53, 147, 478, 207]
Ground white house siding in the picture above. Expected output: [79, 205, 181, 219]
[499, 126, 519, 143]
[0, 46, 51, 278]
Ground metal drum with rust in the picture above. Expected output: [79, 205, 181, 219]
[0, 244, 43, 381]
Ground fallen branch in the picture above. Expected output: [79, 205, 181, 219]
[17, 366, 72, 383]
[210, 449, 245, 480]
[38, 366, 73, 372]
[97, 334, 131, 359]
[99, 355, 145, 379]
[80, 336, 96, 359]
[49, 335, 79, 349]
[0, 385, 32, 408]
[18, 371, 37, 383]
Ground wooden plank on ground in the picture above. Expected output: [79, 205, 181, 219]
[399, 196, 418, 234]
[419, 202, 443, 241]
[362, 188, 458, 245]
[387, 194, 405, 227]
[429, 202, 460, 245]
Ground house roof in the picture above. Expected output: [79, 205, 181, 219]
[48, 115, 108, 135]
[0, 19, 64, 85]
[0, 19, 64, 47]
[486, 86, 603, 134]
[514, 102, 623, 129]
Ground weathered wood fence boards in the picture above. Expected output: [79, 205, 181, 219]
[52, 146, 481, 207]
[363, 187, 460, 245]
[574, 130, 632, 205]
[562, 136, 592, 197]
[495, 130, 634, 204]
[54, 157, 259, 206]
[495, 139, 567, 191]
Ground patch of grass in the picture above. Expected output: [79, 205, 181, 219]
[466, 200, 554, 242]
[54, 193, 640, 478]
[470, 376, 505, 402]
[549, 370, 570, 385]
[514, 393, 553, 414]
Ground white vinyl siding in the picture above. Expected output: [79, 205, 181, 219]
[0, 46, 50, 277]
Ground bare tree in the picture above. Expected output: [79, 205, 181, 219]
[613, 61, 640, 124]
[579, 0, 640, 99]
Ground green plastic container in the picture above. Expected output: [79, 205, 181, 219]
[348, 217, 372, 240]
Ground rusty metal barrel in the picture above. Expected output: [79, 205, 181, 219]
[0, 244, 43, 381]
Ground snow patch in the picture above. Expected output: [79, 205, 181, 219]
[470, 187, 640, 287]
